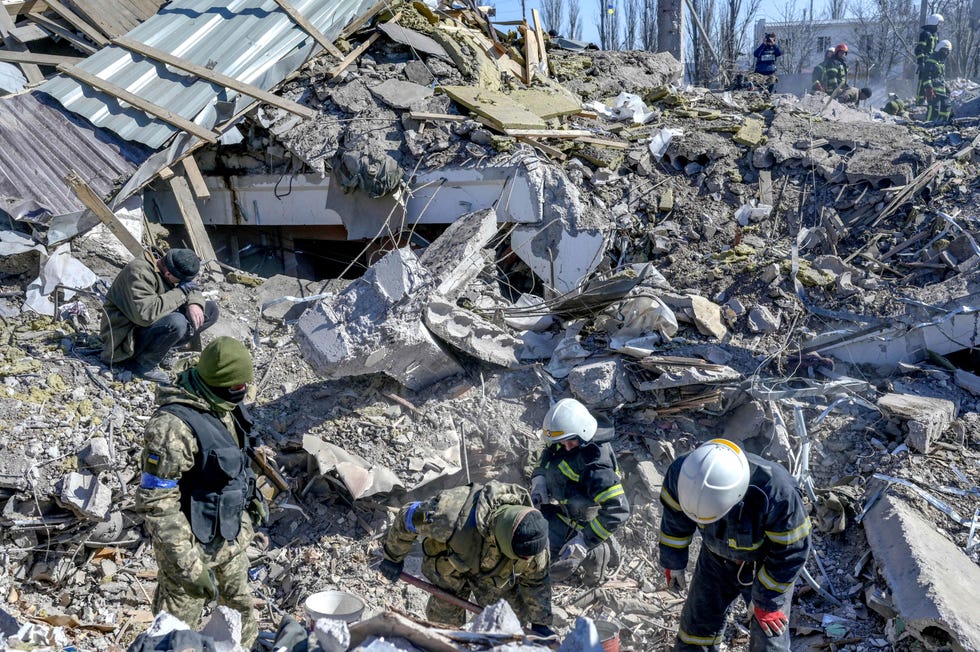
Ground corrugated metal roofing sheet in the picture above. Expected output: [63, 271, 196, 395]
[39, 0, 376, 149]
[0, 91, 149, 221]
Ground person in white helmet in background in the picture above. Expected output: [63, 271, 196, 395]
[915, 13, 943, 103]
[659, 439, 811, 651]
[530, 398, 631, 582]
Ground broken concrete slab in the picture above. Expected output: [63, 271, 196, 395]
[733, 118, 764, 146]
[424, 299, 520, 368]
[418, 206, 498, 298]
[77, 437, 112, 471]
[370, 79, 433, 110]
[864, 494, 980, 652]
[438, 85, 548, 130]
[303, 435, 402, 500]
[877, 393, 955, 454]
[747, 305, 780, 333]
[294, 248, 464, 391]
[661, 294, 727, 340]
[568, 358, 636, 409]
[58, 471, 111, 521]
[511, 225, 606, 295]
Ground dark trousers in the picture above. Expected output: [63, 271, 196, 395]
[675, 548, 793, 652]
[541, 505, 577, 557]
[130, 301, 219, 371]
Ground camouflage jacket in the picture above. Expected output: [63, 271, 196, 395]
[100, 251, 205, 364]
[135, 382, 250, 585]
[384, 481, 552, 624]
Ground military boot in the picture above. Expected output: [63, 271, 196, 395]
[581, 538, 622, 585]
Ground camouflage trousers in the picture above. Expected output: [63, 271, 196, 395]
[421, 556, 532, 627]
[152, 519, 257, 648]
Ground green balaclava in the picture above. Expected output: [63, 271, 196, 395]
[179, 336, 254, 413]
[493, 506, 548, 560]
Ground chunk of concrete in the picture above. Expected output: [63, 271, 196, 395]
[59, 471, 112, 521]
[877, 393, 955, 454]
[747, 305, 780, 333]
[78, 437, 112, 471]
[419, 207, 498, 298]
[424, 298, 520, 368]
[314, 617, 350, 652]
[734, 118, 765, 146]
[864, 494, 980, 652]
[469, 599, 523, 635]
[200, 606, 242, 652]
[568, 358, 636, 409]
[294, 249, 464, 391]
[662, 294, 727, 340]
[511, 226, 605, 295]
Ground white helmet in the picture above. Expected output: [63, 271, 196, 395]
[542, 398, 597, 443]
[826, 46, 836, 56]
[936, 39, 952, 52]
[677, 439, 750, 524]
[926, 13, 943, 26]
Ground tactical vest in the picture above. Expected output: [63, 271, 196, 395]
[159, 403, 254, 546]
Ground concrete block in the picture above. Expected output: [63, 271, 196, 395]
[877, 393, 955, 454]
[369, 79, 433, 110]
[568, 358, 636, 409]
[419, 207, 498, 297]
[954, 369, 980, 396]
[60, 471, 112, 521]
[470, 599, 524, 635]
[662, 294, 727, 340]
[78, 437, 112, 471]
[747, 305, 780, 333]
[632, 460, 664, 504]
[294, 248, 464, 391]
[200, 606, 242, 652]
[734, 118, 765, 146]
[864, 494, 980, 652]
[511, 224, 605, 295]
[424, 298, 520, 368]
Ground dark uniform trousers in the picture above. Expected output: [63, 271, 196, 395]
[676, 547, 793, 652]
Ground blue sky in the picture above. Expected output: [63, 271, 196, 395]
[490, 0, 811, 45]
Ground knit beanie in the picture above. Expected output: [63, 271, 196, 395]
[494, 506, 548, 559]
[164, 248, 200, 282]
[196, 337, 254, 388]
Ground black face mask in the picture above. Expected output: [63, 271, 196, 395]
[212, 384, 248, 404]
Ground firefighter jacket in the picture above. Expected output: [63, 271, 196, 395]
[100, 251, 206, 364]
[532, 441, 630, 549]
[921, 55, 947, 93]
[811, 57, 832, 91]
[135, 381, 253, 587]
[383, 481, 553, 625]
[658, 452, 811, 612]
[821, 58, 848, 92]
[752, 43, 782, 76]
[915, 25, 938, 68]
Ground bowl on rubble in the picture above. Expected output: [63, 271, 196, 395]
[303, 590, 366, 626]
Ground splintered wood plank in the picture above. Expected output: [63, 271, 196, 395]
[41, 0, 109, 45]
[531, 9, 548, 77]
[0, 47, 82, 65]
[180, 155, 210, 200]
[169, 175, 219, 271]
[271, 0, 344, 60]
[27, 12, 97, 53]
[522, 23, 538, 84]
[57, 64, 219, 143]
[0, 8, 43, 82]
[113, 36, 315, 118]
[65, 171, 144, 257]
[438, 85, 547, 130]
[503, 128, 591, 138]
[575, 136, 629, 149]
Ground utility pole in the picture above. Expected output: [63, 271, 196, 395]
[918, 0, 927, 31]
[657, 0, 685, 67]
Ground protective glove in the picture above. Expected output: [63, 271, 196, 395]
[665, 568, 687, 592]
[753, 606, 789, 637]
[378, 558, 403, 582]
[530, 623, 557, 638]
[178, 280, 201, 295]
[558, 533, 588, 563]
[184, 568, 217, 601]
[925, 86, 936, 100]
[814, 82, 824, 92]
[248, 493, 270, 526]
[529, 475, 548, 507]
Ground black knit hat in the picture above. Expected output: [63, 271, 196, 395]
[511, 509, 548, 558]
[164, 248, 200, 282]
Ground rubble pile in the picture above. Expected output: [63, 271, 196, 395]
[2, 1, 980, 651]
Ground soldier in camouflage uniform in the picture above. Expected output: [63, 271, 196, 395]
[135, 337, 263, 647]
[379, 481, 556, 636]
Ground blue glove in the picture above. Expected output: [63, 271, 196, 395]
[530, 623, 557, 638]
[178, 280, 200, 295]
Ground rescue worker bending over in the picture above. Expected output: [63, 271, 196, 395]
[915, 14, 943, 103]
[530, 398, 630, 581]
[810, 47, 836, 93]
[922, 40, 952, 124]
[379, 481, 556, 637]
[882, 94, 907, 117]
[135, 337, 264, 648]
[659, 439, 811, 651]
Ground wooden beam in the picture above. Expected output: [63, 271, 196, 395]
[502, 128, 592, 138]
[574, 136, 629, 149]
[56, 64, 220, 143]
[41, 0, 109, 45]
[113, 36, 315, 119]
[329, 11, 400, 81]
[531, 9, 548, 77]
[0, 49, 83, 65]
[181, 156, 211, 200]
[522, 23, 538, 84]
[26, 12, 97, 53]
[2, 0, 49, 15]
[270, 0, 344, 60]
[516, 136, 565, 159]
[168, 175, 219, 272]
[65, 171, 145, 258]
[339, 0, 384, 38]
[0, 8, 43, 83]
[408, 112, 467, 122]
[157, 166, 175, 181]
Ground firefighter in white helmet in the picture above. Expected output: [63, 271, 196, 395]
[916, 13, 944, 103]
[530, 398, 630, 582]
[659, 439, 811, 651]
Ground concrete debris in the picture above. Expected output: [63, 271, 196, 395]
[877, 393, 956, 454]
[303, 435, 403, 500]
[78, 437, 112, 471]
[58, 471, 112, 521]
[661, 294, 728, 340]
[568, 358, 636, 409]
[864, 495, 980, 652]
[419, 207, 499, 299]
[468, 599, 524, 636]
[747, 305, 780, 333]
[424, 299, 521, 368]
